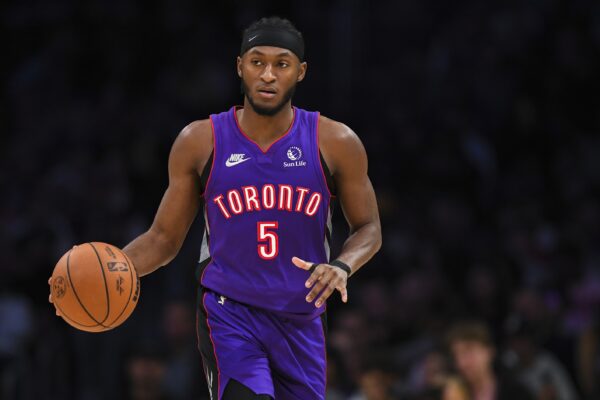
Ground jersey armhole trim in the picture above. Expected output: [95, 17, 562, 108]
[319, 151, 336, 197]
[316, 112, 336, 198]
[200, 116, 217, 198]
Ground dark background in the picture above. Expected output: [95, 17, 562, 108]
[1, 0, 600, 399]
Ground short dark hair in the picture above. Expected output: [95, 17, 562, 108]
[243, 16, 303, 42]
[446, 321, 494, 348]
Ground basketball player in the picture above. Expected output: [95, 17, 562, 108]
[50, 16, 381, 399]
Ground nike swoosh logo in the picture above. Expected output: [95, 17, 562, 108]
[248, 35, 258, 42]
[225, 157, 251, 167]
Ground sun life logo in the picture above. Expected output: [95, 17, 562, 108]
[287, 146, 302, 161]
[284, 146, 306, 168]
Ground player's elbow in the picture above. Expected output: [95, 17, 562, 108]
[372, 223, 383, 254]
[362, 218, 382, 255]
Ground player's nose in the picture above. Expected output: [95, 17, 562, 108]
[260, 64, 276, 83]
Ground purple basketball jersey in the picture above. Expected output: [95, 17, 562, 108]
[198, 106, 333, 318]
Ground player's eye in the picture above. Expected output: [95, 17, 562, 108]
[278, 61, 289, 68]
[251, 59, 262, 66]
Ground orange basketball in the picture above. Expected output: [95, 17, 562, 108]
[50, 242, 140, 332]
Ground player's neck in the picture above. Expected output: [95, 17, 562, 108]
[237, 101, 294, 147]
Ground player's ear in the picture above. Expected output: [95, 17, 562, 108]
[236, 56, 243, 78]
[297, 61, 307, 82]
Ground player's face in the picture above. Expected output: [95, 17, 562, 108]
[237, 46, 307, 116]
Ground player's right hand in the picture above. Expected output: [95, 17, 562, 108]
[48, 277, 61, 316]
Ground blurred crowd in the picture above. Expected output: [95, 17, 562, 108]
[1, 0, 599, 399]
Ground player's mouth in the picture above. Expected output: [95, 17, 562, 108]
[257, 86, 277, 99]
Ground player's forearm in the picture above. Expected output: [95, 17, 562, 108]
[122, 228, 179, 277]
[335, 221, 382, 276]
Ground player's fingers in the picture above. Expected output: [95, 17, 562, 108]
[315, 281, 338, 308]
[48, 277, 54, 303]
[48, 296, 60, 316]
[337, 285, 348, 303]
[305, 265, 326, 288]
[305, 270, 332, 302]
[292, 256, 311, 270]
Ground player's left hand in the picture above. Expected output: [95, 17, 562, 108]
[292, 257, 348, 307]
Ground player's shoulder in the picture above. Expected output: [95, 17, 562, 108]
[318, 114, 363, 151]
[169, 119, 213, 172]
[172, 119, 213, 153]
[178, 119, 213, 144]
[318, 114, 355, 140]
[317, 114, 366, 176]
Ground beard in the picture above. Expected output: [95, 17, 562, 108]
[241, 79, 296, 116]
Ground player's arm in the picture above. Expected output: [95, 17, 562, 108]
[123, 120, 213, 277]
[293, 116, 382, 306]
[321, 117, 382, 274]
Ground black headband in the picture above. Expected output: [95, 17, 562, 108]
[240, 27, 304, 61]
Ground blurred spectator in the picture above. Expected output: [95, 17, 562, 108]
[447, 321, 534, 400]
[577, 316, 600, 400]
[161, 300, 205, 400]
[349, 367, 397, 400]
[404, 348, 452, 398]
[126, 344, 168, 400]
[411, 349, 451, 389]
[326, 349, 353, 400]
[442, 376, 470, 400]
[503, 316, 579, 400]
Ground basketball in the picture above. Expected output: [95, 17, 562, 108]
[50, 242, 140, 332]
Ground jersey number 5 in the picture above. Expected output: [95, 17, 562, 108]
[257, 221, 279, 260]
